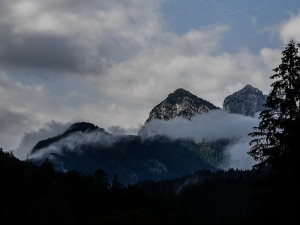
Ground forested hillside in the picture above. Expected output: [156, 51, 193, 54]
[0, 148, 265, 224]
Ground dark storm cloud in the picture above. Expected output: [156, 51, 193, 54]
[0, 0, 157, 76]
[0, 24, 138, 75]
[0, 26, 79, 73]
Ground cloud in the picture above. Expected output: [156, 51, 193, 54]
[0, 73, 96, 153]
[0, 73, 48, 150]
[0, 72, 141, 152]
[0, 108, 34, 151]
[260, 47, 282, 72]
[97, 46, 270, 112]
[224, 137, 255, 170]
[0, 0, 164, 75]
[143, 110, 258, 169]
[144, 110, 258, 140]
[279, 12, 300, 43]
[107, 125, 140, 136]
[14, 121, 71, 160]
[28, 130, 120, 168]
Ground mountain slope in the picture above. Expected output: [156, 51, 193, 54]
[146, 88, 219, 122]
[139, 88, 219, 135]
[29, 123, 228, 185]
[31, 122, 106, 153]
[223, 84, 267, 117]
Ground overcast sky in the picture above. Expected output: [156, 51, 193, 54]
[1, 0, 300, 152]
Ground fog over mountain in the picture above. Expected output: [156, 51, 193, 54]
[29, 123, 219, 185]
[14, 121, 71, 160]
[141, 109, 258, 169]
[139, 88, 219, 135]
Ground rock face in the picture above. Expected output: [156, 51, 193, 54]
[139, 88, 219, 135]
[146, 88, 218, 122]
[223, 84, 267, 117]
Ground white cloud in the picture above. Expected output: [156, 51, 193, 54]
[96, 43, 270, 112]
[144, 110, 258, 140]
[224, 137, 255, 170]
[143, 110, 258, 169]
[260, 47, 282, 73]
[279, 13, 300, 43]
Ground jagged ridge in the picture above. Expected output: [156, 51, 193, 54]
[223, 84, 267, 117]
[146, 88, 219, 123]
[139, 88, 219, 136]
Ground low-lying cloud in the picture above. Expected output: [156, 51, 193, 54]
[144, 110, 258, 169]
[107, 125, 141, 136]
[28, 129, 122, 173]
[14, 121, 71, 160]
[144, 110, 258, 141]
[25, 110, 259, 170]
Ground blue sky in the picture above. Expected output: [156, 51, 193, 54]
[0, 0, 300, 156]
[162, 0, 298, 52]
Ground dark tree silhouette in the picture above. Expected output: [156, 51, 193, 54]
[248, 40, 300, 222]
[111, 173, 122, 191]
[249, 40, 300, 172]
[94, 168, 110, 190]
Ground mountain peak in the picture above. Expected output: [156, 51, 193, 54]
[223, 84, 267, 117]
[144, 88, 219, 124]
[31, 122, 106, 154]
[244, 84, 253, 89]
[172, 88, 192, 95]
[64, 122, 104, 135]
[243, 84, 260, 92]
[162, 88, 203, 106]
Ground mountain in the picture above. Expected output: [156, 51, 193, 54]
[146, 88, 219, 122]
[139, 88, 219, 135]
[223, 84, 267, 117]
[29, 122, 228, 185]
[31, 122, 106, 154]
[31, 87, 268, 185]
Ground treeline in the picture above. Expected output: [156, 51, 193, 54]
[1, 148, 270, 224]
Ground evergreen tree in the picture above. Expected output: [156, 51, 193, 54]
[94, 168, 110, 190]
[111, 173, 122, 191]
[249, 40, 300, 172]
[248, 40, 300, 222]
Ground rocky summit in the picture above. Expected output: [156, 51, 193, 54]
[146, 88, 218, 122]
[223, 84, 267, 117]
[138, 88, 219, 135]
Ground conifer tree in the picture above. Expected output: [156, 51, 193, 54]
[248, 41, 300, 222]
[249, 40, 300, 173]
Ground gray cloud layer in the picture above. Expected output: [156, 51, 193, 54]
[0, 0, 163, 75]
[144, 110, 258, 140]
[144, 110, 258, 169]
